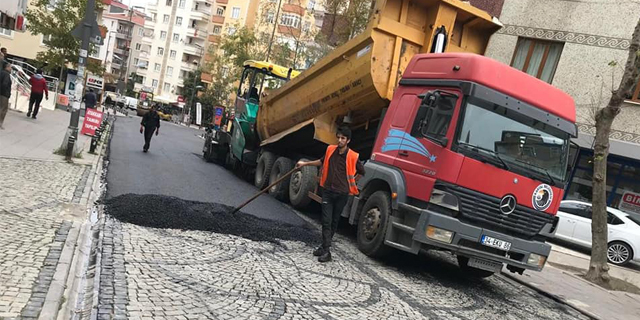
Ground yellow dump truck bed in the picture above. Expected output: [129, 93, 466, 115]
[257, 0, 501, 147]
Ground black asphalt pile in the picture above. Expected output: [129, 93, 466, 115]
[103, 194, 318, 245]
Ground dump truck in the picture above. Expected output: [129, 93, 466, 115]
[204, 0, 577, 277]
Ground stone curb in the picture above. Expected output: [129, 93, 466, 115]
[36, 119, 112, 320]
[500, 272, 601, 320]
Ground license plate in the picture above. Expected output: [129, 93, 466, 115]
[468, 257, 503, 272]
[481, 235, 512, 251]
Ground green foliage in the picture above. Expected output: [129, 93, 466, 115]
[220, 25, 262, 70]
[25, 0, 104, 75]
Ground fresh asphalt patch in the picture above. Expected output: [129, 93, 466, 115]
[103, 194, 318, 246]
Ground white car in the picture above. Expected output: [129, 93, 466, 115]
[555, 200, 640, 266]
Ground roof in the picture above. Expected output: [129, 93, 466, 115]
[402, 53, 576, 123]
[102, 0, 129, 10]
[243, 60, 301, 80]
[103, 13, 145, 26]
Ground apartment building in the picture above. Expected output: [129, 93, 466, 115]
[100, 9, 146, 91]
[136, 0, 215, 102]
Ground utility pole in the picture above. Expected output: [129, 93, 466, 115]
[65, 0, 103, 161]
[265, 0, 283, 61]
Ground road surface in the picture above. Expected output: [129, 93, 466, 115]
[95, 116, 589, 320]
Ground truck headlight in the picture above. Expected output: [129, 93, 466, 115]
[426, 226, 453, 243]
[527, 253, 547, 268]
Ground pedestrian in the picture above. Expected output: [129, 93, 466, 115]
[0, 61, 12, 129]
[27, 68, 49, 119]
[82, 88, 97, 109]
[140, 104, 160, 152]
[296, 126, 365, 262]
[0, 47, 6, 62]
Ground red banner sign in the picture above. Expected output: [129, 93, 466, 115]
[80, 109, 104, 136]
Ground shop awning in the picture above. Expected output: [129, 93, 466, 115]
[154, 95, 176, 104]
[573, 133, 640, 160]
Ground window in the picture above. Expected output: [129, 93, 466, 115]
[607, 212, 624, 225]
[41, 34, 52, 46]
[266, 11, 275, 24]
[560, 202, 591, 217]
[135, 43, 141, 50]
[307, 0, 315, 10]
[163, 14, 170, 23]
[228, 27, 236, 35]
[213, 26, 221, 35]
[154, 63, 161, 72]
[511, 38, 563, 84]
[166, 0, 172, 6]
[157, 47, 164, 56]
[160, 31, 167, 39]
[176, 17, 183, 26]
[303, 22, 310, 33]
[167, 66, 173, 76]
[170, 50, 177, 59]
[138, 28, 143, 36]
[134, 58, 139, 66]
[232, 7, 240, 19]
[216, 7, 225, 16]
[163, 83, 171, 92]
[152, 79, 159, 88]
[179, 0, 186, 8]
[173, 33, 180, 43]
[0, 27, 13, 37]
[280, 13, 301, 28]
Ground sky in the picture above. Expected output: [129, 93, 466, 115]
[126, 0, 153, 9]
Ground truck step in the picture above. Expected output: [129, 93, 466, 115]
[384, 240, 415, 253]
[391, 221, 415, 234]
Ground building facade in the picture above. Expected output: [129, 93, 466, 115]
[484, 0, 640, 208]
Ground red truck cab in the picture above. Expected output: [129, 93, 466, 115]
[351, 53, 577, 277]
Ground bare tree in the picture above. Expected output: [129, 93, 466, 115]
[585, 18, 640, 285]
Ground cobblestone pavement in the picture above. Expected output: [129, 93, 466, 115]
[96, 216, 589, 320]
[0, 158, 89, 319]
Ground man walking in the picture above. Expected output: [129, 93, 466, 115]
[27, 68, 48, 119]
[296, 126, 365, 262]
[0, 62, 12, 129]
[140, 105, 160, 152]
[83, 88, 97, 109]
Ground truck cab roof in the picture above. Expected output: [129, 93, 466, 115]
[402, 53, 576, 124]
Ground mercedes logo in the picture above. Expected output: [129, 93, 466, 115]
[500, 195, 517, 215]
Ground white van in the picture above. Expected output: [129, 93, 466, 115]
[123, 97, 138, 110]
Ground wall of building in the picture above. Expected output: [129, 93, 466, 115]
[484, 0, 640, 136]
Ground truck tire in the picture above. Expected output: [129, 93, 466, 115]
[357, 191, 392, 258]
[268, 157, 294, 201]
[255, 151, 276, 189]
[456, 256, 495, 278]
[289, 158, 317, 209]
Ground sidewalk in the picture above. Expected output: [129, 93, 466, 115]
[0, 107, 110, 319]
[503, 245, 640, 320]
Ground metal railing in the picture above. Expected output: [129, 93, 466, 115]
[6, 57, 60, 109]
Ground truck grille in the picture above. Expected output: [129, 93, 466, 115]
[446, 185, 555, 238]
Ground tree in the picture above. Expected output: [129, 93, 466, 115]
[183, 69, 207, 122]
[586, 18, 640, 285]
[220, 25, 262, 71]
[25, 0, 104, 75]
[323, 0, 373, 46]
[200, 51, 234, 124]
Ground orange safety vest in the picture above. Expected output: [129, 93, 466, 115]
[320, 145, 360, 195]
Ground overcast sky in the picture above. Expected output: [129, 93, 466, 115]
[126, 0, 153, 9]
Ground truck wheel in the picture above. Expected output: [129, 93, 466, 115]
[289, 159, 317, 209]
[268, 157, 294, 201]
[255, 151, 276, 189]
[357, 191, 392, 258]
[456, 256, 495, 278]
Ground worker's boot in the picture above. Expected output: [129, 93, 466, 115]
[312, 246, 325, 257]
[318, 250, 332, 263]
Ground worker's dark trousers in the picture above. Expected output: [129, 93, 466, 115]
[28, 92, 43, 117]
[321, 190, 349, 250]
[143, 128, 155, 151]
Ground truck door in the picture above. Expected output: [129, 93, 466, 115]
[392, 89, 463, 202]
[375, 91, 423, 166]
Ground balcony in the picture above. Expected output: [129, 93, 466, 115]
[181, 61, 198, 71]
[113, 47, 129, 56]
[211, 15, 225, 24]
[278, 24, 301, 37]
[111, 62, 122, 69]
[183, 44, 205, 56]
[136, 67, 147, 76]
[139, 51, 150, 59]
[190, 7, 212, 21]
[198, 0, 215, 4]
[208, 34, 221, 43]
[115, 31, 132, 40]
[282, 4, 305, 16]
[187, 27, 207, 40]
[216, 0, 228, 4]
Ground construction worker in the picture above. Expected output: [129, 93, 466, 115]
[296, 126, 365, 262]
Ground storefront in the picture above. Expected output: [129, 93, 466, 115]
[565, 134, 640, 208]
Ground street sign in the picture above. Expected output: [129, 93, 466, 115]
[80, 109, 104, 136]
[619, 191, 640, 214]
[214, 107, 224, 126]
[80, 49, 88, 58]
[196, 102, 202, 126]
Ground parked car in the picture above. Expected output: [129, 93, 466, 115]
[555, 200, 640, 266]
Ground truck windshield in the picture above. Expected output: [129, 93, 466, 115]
[457, 100, 571, 185]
